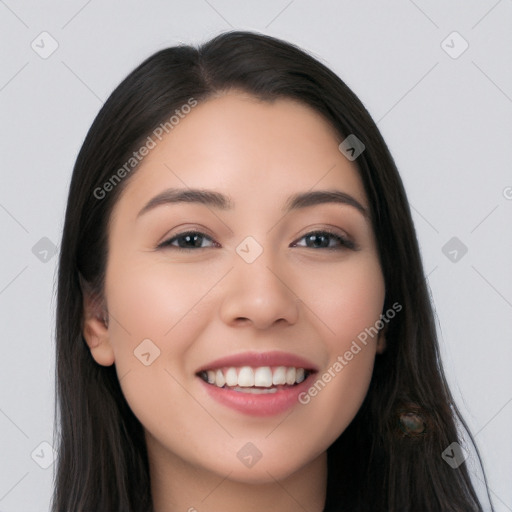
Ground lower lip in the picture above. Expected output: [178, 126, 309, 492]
[198, 374, 315, 417]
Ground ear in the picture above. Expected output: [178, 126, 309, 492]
[80, 274, 115, 367]
[376, 323, 387, 354]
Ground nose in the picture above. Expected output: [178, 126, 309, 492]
[219, 248, 300, 330]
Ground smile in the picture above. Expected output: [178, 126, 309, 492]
[198, 366, 312, 392]
[195, 351, 319, 416]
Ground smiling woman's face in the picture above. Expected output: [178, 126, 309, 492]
[84, 91, 386, 491]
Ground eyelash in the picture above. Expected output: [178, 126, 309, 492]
[157, 229, 357, 251]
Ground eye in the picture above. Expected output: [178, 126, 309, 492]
[157, 229, 356, 251]
[292, 230, 356, 250]
[157, 231, 217, 250]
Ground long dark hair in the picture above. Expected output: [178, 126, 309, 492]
[52, 30, 493, 511]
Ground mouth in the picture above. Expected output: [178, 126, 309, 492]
[195, 351, 318, 416]
[197, 365, 315, 394]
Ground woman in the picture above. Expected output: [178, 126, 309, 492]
[52, 30, 492, 511]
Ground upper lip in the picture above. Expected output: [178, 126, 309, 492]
[195, 350, 319, 374]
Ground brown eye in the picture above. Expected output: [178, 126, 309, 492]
[158, 231, 217, 250]
[292, 230, 356, 250]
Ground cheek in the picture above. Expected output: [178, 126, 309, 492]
[100, 260, 215, 417]
[104, 256, 224, 346]
[101, 262, 207, 439]
[291, 255, 384, 433]
[298, 347, 375, 455]
[293, 253, 385, 344]
[102, 255, 226, 407]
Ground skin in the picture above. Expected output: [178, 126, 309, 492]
[83, 91, 386, 512]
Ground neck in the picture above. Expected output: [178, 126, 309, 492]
[148, 437, 328, 512]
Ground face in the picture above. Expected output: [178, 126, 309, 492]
[84, 91, 386, 485]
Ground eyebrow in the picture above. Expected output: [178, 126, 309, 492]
[137, 188, 368, 219]
[284, 189, 368, 218]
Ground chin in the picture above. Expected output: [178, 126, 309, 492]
[207, 447, 319, 485]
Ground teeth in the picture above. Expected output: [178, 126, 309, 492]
[232, 386, 278, 394]
[215, 369, 225, 387]
[285, 367, 296, 385]
[199, 366, 310, 389]
[238, 367, 254, 387]
[254, 367, 273, 387]
[272, 366, 287, 385]
[225, 367, 238, 387]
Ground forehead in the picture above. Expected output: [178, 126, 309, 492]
[114, 91, 367, 216]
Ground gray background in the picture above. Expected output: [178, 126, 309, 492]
[1, 1, 511, 511]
